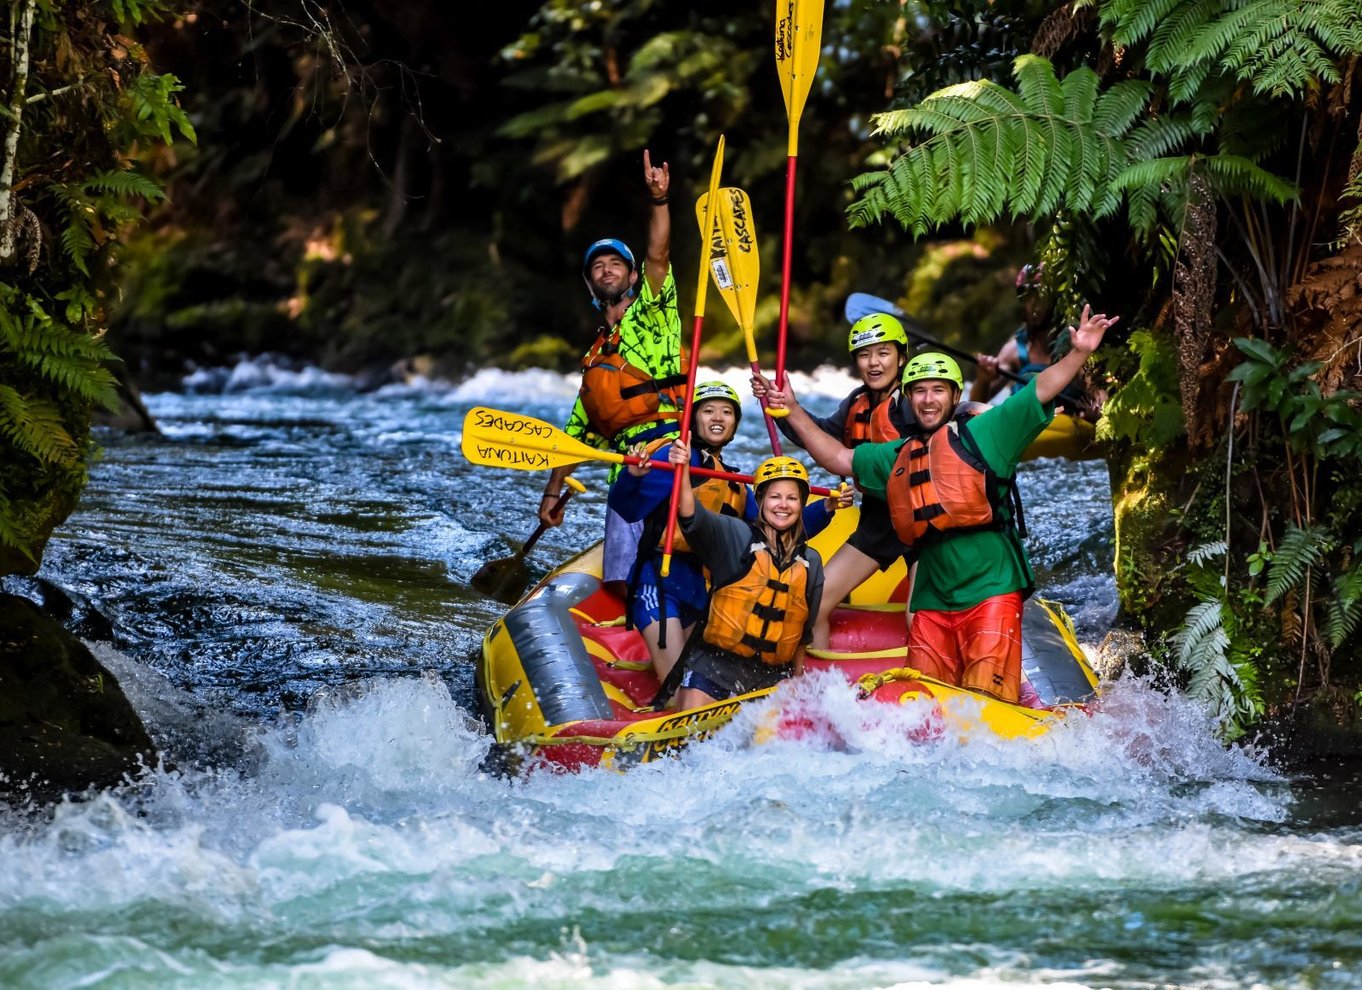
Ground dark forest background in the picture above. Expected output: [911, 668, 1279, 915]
[112, 0, 1051, 386]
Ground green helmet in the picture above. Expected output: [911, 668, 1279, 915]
[691, 380, 742, 422]
[848, 313, 909, 353]
[902, 352, 963, 390]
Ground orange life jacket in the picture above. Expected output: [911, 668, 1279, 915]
[579, 328, 688, 442]
[886, 410, 1023, 548]
[702, 532, 811, 666]
[843, 386, 905, 447]
[640, 440, 746, 554]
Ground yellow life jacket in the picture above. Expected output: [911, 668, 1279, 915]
[579, 327, 689, 442]
[638, 439, 746, 554]
[702, 532, 811, 666]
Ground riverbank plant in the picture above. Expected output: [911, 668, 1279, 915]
[0, 0, 193, 571]
[847, 0, 1362, 731]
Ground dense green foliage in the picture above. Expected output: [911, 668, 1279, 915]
[848, 0, 1362, 733]
[0, 0, 193, 569]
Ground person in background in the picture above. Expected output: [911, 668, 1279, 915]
[538, 151, 686, 597]
[750, 312, 915, 648]
[762, 305, 1117, 705]
[971, 263, 1097, 419]
[608, 381, 849, 686]
[663, 443, 826, 709]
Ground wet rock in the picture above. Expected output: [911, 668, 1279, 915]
[0, 593, 157, 805]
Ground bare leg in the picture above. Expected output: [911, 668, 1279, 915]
[641, 618, 693, 684]
[676, 685, 719, 710]
[811, 544, 881, 649]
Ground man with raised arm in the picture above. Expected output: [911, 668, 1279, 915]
[537, 151, 686, 596]
[762, 305, 1117, 703]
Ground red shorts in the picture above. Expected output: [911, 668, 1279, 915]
[907, 591, 1023, 703]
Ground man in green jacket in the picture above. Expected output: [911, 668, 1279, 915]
[762, 305, 1116, 703]
[537, 151, 685, 596]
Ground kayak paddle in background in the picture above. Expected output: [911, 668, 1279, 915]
[660, 135, 725, 579]
[471, 476, 587, 605]
[460, 406, 834, 495]
[844, 292, 1027, 386]
[699, 184, 786, 447]
[773, 0, 824, 397]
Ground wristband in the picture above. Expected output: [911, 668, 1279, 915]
[649, 194, 669, 205]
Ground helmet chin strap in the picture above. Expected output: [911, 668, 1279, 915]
[588, 277, 639, 311]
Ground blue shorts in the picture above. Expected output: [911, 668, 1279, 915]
[603, 507, 644, 584]
[629, 554, 709, 632]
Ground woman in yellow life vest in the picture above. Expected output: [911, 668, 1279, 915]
[664, 442, 826, 710]
[607, 381, 843, 686]
[751, 312, 915, 647]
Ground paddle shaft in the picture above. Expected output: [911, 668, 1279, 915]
[629, 453, 833, 497]
[521, 487, 574, 557]
[847, 292, 1028, 386]
[662, 136, 727, 577]
[775, 157, 796, 391]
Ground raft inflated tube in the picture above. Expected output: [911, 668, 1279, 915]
[503, 571, 613, 725]
[1020, 601, 1097, 705]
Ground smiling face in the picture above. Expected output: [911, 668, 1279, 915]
[758, 479, 804, 532]
[907, 379, 960, 433]
[694, 399, 738, 448]
[854, 343, 906, 394]
[587, 252, 636, 300]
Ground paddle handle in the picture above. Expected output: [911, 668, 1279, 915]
[749, 361, 786, 451]
[522, 487, 574, 557]
[775, 155, 796, 392]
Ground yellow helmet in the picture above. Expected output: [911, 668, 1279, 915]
[848, 313, 909, 353]
[902, 352, 963, 390]
[754, 456, 810, 498]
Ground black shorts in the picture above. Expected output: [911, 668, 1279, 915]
[680, 648, 793, 700]
[847, 495, 908, 570]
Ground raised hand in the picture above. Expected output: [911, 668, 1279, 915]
[1069, 304, 1119, 356]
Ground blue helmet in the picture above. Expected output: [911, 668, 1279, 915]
[582, 239, 638, 309]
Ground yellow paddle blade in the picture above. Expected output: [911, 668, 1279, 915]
[460, 407, 625, 472]
[775, 0, 824, 153]
[693, 135, 725, 319]
[697, 186, 760, 357]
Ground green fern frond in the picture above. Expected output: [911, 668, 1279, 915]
[1202, 154, 1298, 203]
[853, 58, 1149, 233]
[82, 169, 166, 203]
[1265, 522, 1332, 604]
[1187, 540, 1228, 567]
[1103, 0, 1186, 46]
[0, 386, 80, 468]
[1326, 566, 1362, 649]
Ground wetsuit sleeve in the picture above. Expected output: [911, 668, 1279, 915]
[775, 393, 850, 449]
[679, 504, 751, 587]
[801, 551, 825, 646]
[801, 499, 833, 537]
[607, 446, 677, 522]
[849, 440, 905, 500]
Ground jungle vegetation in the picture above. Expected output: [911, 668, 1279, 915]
[3, 0, 1361, 737]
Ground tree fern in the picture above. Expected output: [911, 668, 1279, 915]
[851, 56, 1154, 234]
[1265, 522, 1332, 604]
[0, 385, 80, 467]
[1108, 0, 1362, 102]
[1326, 565, 1362, 649]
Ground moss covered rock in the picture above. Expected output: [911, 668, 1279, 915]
[0, 594, 156, 804]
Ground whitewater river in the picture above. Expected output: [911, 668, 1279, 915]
[2, 360, 1360, 989]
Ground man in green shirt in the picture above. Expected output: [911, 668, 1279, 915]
[763, 305, 1116, 703]
[538, 151, 686, 594]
